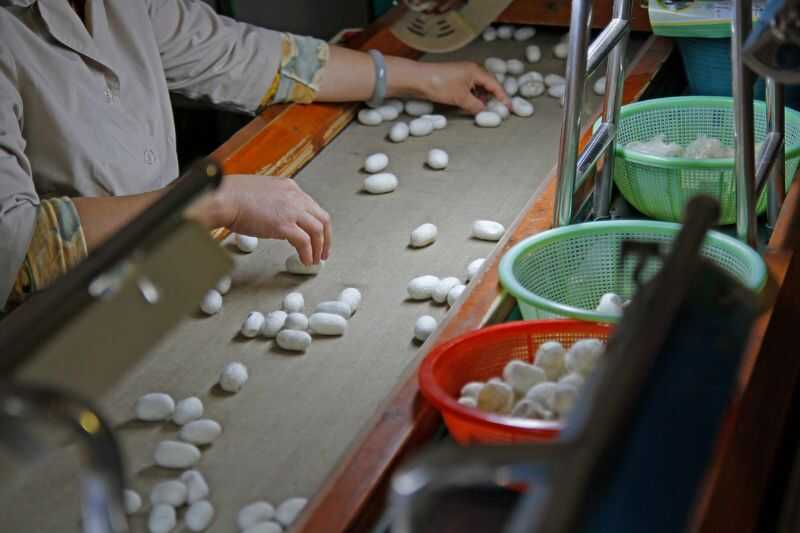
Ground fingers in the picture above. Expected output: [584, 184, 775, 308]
[306, 204, 332, 260]
[298, 212, 325, 265]
[283, 224, 314, 266]
[460, 92, 489, 115]
[473, 66, 511, 107]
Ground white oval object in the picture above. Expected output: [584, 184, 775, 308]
[215, 276, 231, 295]
[185, 500, 215, 531]
[276, 330, 312, 352]
[596, 292, 624, 316]
[548, 84, 566, 98]
[410, 223, 438, 248]
[200, 289, 222, 316]
[389, 122, 410, 142]
[173, 396, 203, 426]
[338, 287, 362, 313]
[482, 26, 497, 41]
[466, 258, 486, 281]
[510, 398, 539, 418]
[503, 77, 519, 97]
[553, 42, 569, 59]
[552, 383, 578, 416]
[149, 504, 177, 533]
[154, 440, 201, 469]
[544, 74, 566, 87]
[477, 380, 514, 414]
[559, 372, 585, 389]
[309, 313, 348, 336]
[519, 80, 545, 98]
[526, 44, 542, 63]
[180, 419, 223, 446]
[565, 338, 605, 376]
[460, 382, 484, 399]
[519, 71, 543, 85]
[135, 393, 175, 422]
[284, 312, 308, 331]
[282, 292, 304, 313]
[426, 149, 449, 171]
[285, 254, 324, 275]
[364, 172, 399, 194]
[495, 72, 506, 83]
[236, 234, 258, 253]
[405, 100, 434, 116]
[497, 25, 514, 39]
[315, 300, 352, 319]
[364, 153, 389, 173]
[386, 99, 404, 113]
[376, 105, 399, 121]
[243, 523, 283, 533]
[433, 276, 461, 304]
[358, 108, 382, 126]
[409, 117, 434, 137]
[241, 311, 265, 338]
[534, 341, 567, 381]
[421, 114, 447, 130]
[407, 275, 440, 300]
[276, 497, 308, 527]
[475, 111, 502, 128]
[458, 396, 477, 408]
[124, 489, 142, 515]
[238, 501, 276, 530]
[502, 360, 547, 395]
[261, 310, 288, 337]
[514, 26, 536, 41]
[487, 100, 510, 120]
[472, 220, 505, 241]
[524, 382, 559, 419]
[506, 59, 525, 75]
[180, 470, 209, 504]
[150, 479, 188, 506]
[483, 57, 507, 74]
[446, 284, 467, 307]
[593, 76, 607, 95]
[219, 361, 248, 393]
[414, 315, 437, 342]
[511, 97, 534, 117]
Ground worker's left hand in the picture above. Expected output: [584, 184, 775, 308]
[414, 61, 511, 114]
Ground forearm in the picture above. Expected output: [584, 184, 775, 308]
[72, 190, 170, 250]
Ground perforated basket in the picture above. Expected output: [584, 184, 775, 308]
[609, 96, 800, 224]
[498, 220, 767, 323]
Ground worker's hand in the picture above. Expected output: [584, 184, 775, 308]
[190, 175, 331, 265]
[414, 61, 511, 114]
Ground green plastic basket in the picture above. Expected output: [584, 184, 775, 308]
[609, 96, 800, 224]
[498, 220, 767, 323]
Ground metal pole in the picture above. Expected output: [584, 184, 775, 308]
[733, 0, 757, 246]
[553, 0, 593, 227]
[766, 78, 786, 227]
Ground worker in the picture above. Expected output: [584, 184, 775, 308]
[0, 0, 509, 310]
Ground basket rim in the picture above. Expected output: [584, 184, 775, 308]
[418, 320, 613, 435]
[497, 220, 767, 323]
[608, 96, 800, 168]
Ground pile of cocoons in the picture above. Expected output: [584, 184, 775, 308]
[457, 338, 606, 420]
[626, 134, 749, 159]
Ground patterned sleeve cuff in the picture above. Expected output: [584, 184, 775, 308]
[7, 197, 87, 307]
[261, 33, 330, 107]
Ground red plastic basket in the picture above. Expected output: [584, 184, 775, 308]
[419, 320, 613, 444]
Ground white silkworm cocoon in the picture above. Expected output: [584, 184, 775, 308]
[487, 100, 510, 120]
[548, 84, 566, 98]
[421, 114, 447, 130]
[534, 341, 567, 380]
[496, 25, 514, 39]
[149, 504, 177, 533]
[283, 292, 304, 313]
[559, 372, 585, 389]
[526, 44, 542, 63]
[409, 117, 434, 136]
[180, 470, 209, 504]
[519, 80, 545, 98]
[358, 109, 383, 126]
[136, 393, 175, 422]
[446, 284, 467, 307]
[284, 312, 308, 331]
[285, 254, 324, 275]
[124, 489, 142, 515]
[426, 149, 448, 170]
[475, 111, 502, 128]
[276, 497, 308, 528]
[477, 380, 514, 414]
[503, 77, 519, 96]
[433, 277, 461, 304]
[389, 122, 410, 142]
[544, 74, 566, 87]
[502, 360, 547, 395]
[482, 26, 497, 41]
[551, 383, 578, 416]
[261, 310, 288, 338]
[154, 440, 201, 469]
[179, 419, 223, 446]
[460, 382, 484, 399]
[376, 105, 400, 121]
[511, 97, 534, 117]
[414, 315, 437, 342]
[506, 59, 525, 75]
[410, 223, 438, 247]
[364, 153, 389, 173]
[518, 71, 543, 85]
[215, 276, 231, 295]
[173, 397, 203, 426]
[185, 500, 215, 531]
[235, 234, 258, 253]
[524, 382, 559, 419]
[484, 57, 507, 74]
[150, 479, 188, 507]
[407, 275, 440, 300]
[553, 42, 569, 59]
[458, 396, 477, 408]
[594, 76, 607, 95]
[338, 287, 362, 312]
[386, 99, 404, 113]
[565, 338, 605, 376]
[514, 26, 536, 41]
[276, 330, 313, 351]
[200, 289, 222, 316]
[472, 220, 505, 241]
[495, 72, 506, 83]
[466, 258, 486, 281]
[405, 100, 434, 116]
[309, 313, 348, 336]
[243, 523, 283, 533]
[238, 501, 276, 530]
[364, 172, 399, 194]
[510, 398, 539, 418]
[219, 362, 248, 393]
[315, 300, 352, 319]
[241, 311, 265, 338]
[596, 292, 624, 316]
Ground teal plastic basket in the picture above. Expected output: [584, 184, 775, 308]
[498, 220, 767, 323]
[610, 96, 800, 224]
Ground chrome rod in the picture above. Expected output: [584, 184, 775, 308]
[733, 0, 757, 245]
[755, 130, 784, 200]
[578, 122, 617, 182]
[766, 77, 786, 226]
[586, 18, 629, 77]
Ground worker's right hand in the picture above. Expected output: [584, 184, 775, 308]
[189, 174, 331, 265]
